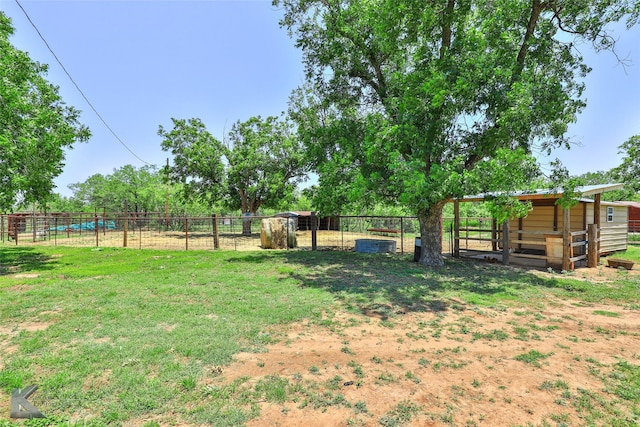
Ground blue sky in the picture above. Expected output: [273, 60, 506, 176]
[2, 1, 639, 197]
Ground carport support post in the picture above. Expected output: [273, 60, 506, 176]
[502, 220, 510, 265]
[587, 223, 598, 268]
[453, 200, 460, 257]
[562, 207, 572, 271]
[311, 211, 317, 251]
[594, 193, 601, 264]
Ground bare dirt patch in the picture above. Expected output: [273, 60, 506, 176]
[4, 284, 33, 293]
[0, 327, 18, 369]
[535, 261, 640, 283]
[16, 229, 421, 253]
[19, 321, 53, 332]
[11, 273, 40, 279]
[212, 299, 639, 426]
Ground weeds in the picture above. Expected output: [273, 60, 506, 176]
[378, 400, 421, 426]
[514, 350, 553, 367]
[593, 310, 620, 317]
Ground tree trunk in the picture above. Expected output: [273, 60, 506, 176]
[417, 203, 445, 267]
[242, 212, 252, 236]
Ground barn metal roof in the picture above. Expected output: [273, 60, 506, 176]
[458, 183, 625, 202]
[616, 201, 640, 208]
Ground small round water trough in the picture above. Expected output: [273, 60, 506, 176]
[355, 239, 397, 254]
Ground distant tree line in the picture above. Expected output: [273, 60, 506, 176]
[45, 163, 314, 217]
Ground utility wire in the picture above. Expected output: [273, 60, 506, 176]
[14, 0, 151, 165]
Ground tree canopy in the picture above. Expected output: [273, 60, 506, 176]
[0, 12, 90, 211]
[612, 135, 640, 198]
[223, 116, 307, 214]
[68, 165, 166, 213]
[278, 0, 638, 266]
[158, 115, 308, 232]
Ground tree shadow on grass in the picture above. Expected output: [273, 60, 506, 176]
[0, 246, 57, 276]
[278, 251, 566, 318]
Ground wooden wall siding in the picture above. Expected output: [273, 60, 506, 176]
[585, 204, 628, 227]
[584, 204, 628, 252]
[509, 206, 554, 250]
[509, 204, 587, 251]
[555, 203, 586, 231]
[590, 204, 628, 254]
[600, 225, 628, 253]
[508, 202, 629, 256]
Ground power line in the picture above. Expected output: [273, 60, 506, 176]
[14, 0, 151, 165]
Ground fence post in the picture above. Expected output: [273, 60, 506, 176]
[185, 218, 189, 251]
[502, 221, 510, 265]
[212, 214, 219, 249]
[400, 217, 404, 255]
[123, 201, 129, 247]
[95, 216, 99, 247]
[8, 215, 17, 245]
[587, 224, 598, 268]
[311, 212, 317, 251]
[492, 218, 498, 251]
[286, 217, 290, 250]
[453, 200, 460, 257]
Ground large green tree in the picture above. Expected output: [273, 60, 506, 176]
[612, 135, 640, 199]
[278, 0, 637, 266]
[570, 169, 632, 201]
[0, 13, 90, 211]
[158, 118, 226, 210]
[159, 115, 308, 234]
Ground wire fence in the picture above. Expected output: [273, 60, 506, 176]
[630, 220, 640, 244]
[0, 212, 457, 255]
[6, 213, 635, 252]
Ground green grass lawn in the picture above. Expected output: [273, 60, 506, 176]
[0, 246, 639, 426]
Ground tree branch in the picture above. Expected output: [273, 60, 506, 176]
[440, 0, 455, 58]
[515, 0, 545, 78]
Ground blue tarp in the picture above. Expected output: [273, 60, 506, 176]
[50, 220, 117, 232]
